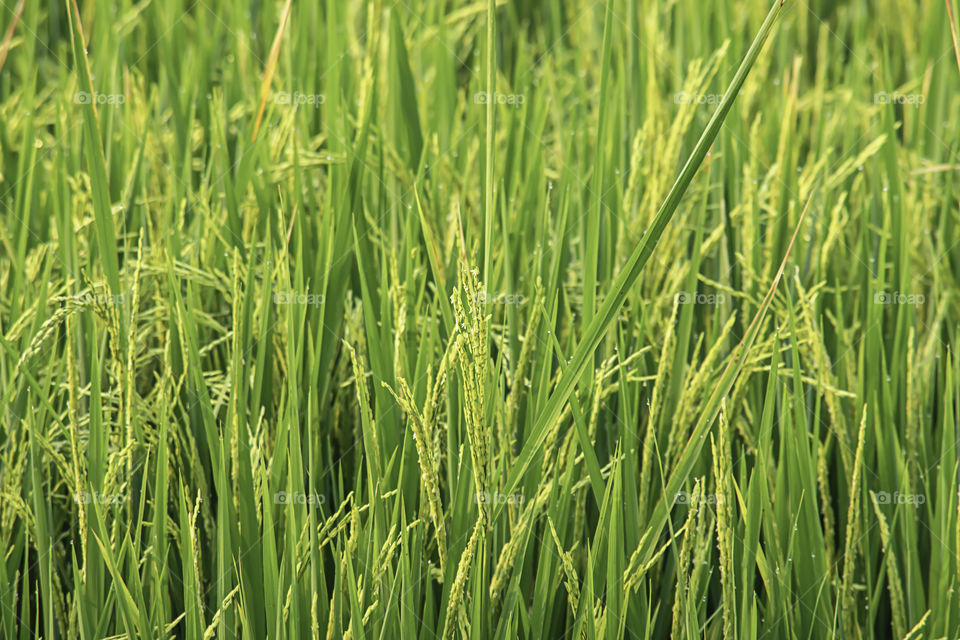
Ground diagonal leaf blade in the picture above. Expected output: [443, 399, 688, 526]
[496, 0, 790, 517]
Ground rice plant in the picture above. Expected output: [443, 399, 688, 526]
[1, 0, 959, 638]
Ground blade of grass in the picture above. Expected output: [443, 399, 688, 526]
[0, 0, 24, 75]
[251, 0, 293, 142]
[946, 0, 960, 76]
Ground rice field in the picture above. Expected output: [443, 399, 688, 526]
[1, 0, 959, 638]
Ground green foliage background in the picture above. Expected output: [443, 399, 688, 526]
[0, 0, 958, 638]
